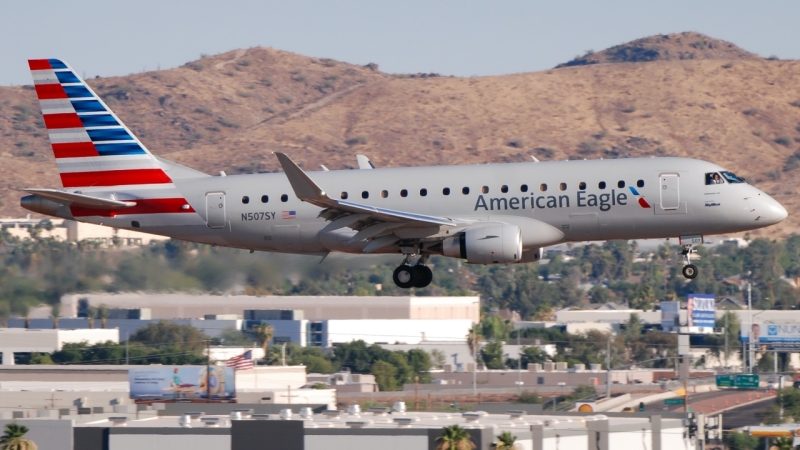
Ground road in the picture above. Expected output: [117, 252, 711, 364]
[642, 389, 775, 414]
[721, 397, 776, 429]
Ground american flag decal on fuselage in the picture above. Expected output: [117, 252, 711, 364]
[282, 210, 297, 219]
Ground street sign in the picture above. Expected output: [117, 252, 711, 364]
[716, 375, 735, 388]
[734, 374, 759, 389]
[665, 398, 685, 405]
[716, 373, 760, 388]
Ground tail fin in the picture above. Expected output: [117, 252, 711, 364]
[28, 59, 172, 189]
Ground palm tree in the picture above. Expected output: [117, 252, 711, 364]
[495, 431, 519, 450]
[435, 425, 475, 450]
[254, 324, 274, 363]
[773, 436, 794, 450]
[467, 325, 483, 368]
[1, 423, 38, 450]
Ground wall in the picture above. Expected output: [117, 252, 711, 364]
[108, 430, 230, 450]
[305, 434, 428, 450]
[324, 319, 473, 345]
[6, 318, 240, 339]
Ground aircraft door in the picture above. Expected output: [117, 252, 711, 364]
[659, 174, 680, 210]
[205, 192, 226, 229]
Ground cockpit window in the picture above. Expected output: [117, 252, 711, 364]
[720, 171, 746, 183]
[706, 172, 725, 185]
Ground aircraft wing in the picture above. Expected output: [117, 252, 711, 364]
[21, 188, 135, 210]
[275, 153, 456, 231]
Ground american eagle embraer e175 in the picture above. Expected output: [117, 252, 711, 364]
[21, 59, 789, 288]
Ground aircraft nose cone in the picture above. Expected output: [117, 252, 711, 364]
[763, 197, 788, 224]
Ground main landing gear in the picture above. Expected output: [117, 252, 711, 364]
[681, 244, 698, 279]
[393, 255, 433, 289]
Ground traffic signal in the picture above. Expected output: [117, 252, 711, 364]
[638, 402, 645, 412]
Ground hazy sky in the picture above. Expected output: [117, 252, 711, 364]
[1, 1, 798, 85]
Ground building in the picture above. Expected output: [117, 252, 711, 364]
[7, 318, 242, 340]
[0, 329, 119, 365]
[60, 294, 480, 321]
[0, 217, 168, 245]
[0, 404, 693, 450]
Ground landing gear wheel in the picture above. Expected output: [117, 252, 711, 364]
[393, 265, 419, 289]
[414, 266, 433, 288]
[682, 264, 698, 279]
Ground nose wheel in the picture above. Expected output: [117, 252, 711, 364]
[680, 244, 699, 279]
[393, 255, 433, 289]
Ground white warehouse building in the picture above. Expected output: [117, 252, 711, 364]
[0, 328, 119, 365]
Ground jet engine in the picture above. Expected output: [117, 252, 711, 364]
[442, 224, 522, 264]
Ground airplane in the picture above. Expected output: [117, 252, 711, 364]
[20, 59, 789, 288]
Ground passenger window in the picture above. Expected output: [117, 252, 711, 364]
[281, 194, 288, 202]
[420, 188, 428, 197]
[520, 184, 528, 192]
[340, 192, 348, 200]
[442, 187, 450, 195]
[242, 196, 250, 204]
[637, 180, 645, 188]
[559, 183, 567, 191]
[501, 185, 508, 193]
[261, 195, 269, 203]
[617, 180, 625, 188]
[381, 190, 388, 198]
[400, 189, 408, 198]
[579, 182, 586, 190]
[362, 191, 369, 199]
[598, 182, 606, 189]
[706, 172, 725, 185]
[482, 186, 489, 194]
[462, 187, 470, 195]
[540, 183, 547, 192]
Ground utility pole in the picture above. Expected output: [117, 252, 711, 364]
[472, 323, 477, 397]
[606, 338, 611, 399]
[748, 282, 753, 373]
[724, 314, 728, 370]
[125, 331, 129, 365]
[517, 330, 522, 395]
[206, 339, 211, 403]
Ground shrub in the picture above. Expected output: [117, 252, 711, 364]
[620, 105, 636, 113]
[237, 59, 251, 66]
[186, 62, 204, 71]
[773, 136, 792, 147]
[194, 107, 211, 115]
[767, 55, 780, 61]
[515, 391, 542, 404]
[721, 62, 734, 69]
[507, 139, 524, 148]
[236, 91, 251, 98]
[345, 135, 368, 146]
[260, 77, 273, 87]
[766, 170, 781, 181]
[217, 118, 239, 128]
[743, 108, 758, 116]
[791, 100, 800, 108]
[291, 75, 306, 82]
[752, 131, 762, 137]
[12, 105, 30, 121]
[535, 147, 555, 159]
[277, 96, 292, 104]
[784, 151, 800, 171]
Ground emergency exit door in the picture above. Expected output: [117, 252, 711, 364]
[659, 174, 680, 210]
[206, 193, 226, 228]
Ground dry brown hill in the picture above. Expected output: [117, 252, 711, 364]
[1, 36, 799, 238]
[556, 32, 763, 68]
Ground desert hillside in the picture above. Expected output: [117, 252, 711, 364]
[1, 33, 798, 236]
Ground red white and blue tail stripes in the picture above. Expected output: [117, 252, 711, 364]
[29, 58, 171, 189]
[29, 59, 196, 219]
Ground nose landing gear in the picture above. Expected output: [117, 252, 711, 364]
[392, 254, 433, 289]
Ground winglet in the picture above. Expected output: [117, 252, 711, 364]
[274, 153, 329, 202]
[356, 154, 375, 169]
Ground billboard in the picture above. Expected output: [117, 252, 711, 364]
[129, 366, 235, 400]
[741, 323, 800, 349]
[687, 294, 715, 327]
[660, 301, 680, 330]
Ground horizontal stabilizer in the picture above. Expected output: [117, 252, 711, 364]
[21, 188, 135, 210]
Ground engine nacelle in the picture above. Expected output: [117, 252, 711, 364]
[442, 224, 522, 264]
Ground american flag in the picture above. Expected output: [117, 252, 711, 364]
[226, 350, 254, 370]
[282, 210, 296, 219]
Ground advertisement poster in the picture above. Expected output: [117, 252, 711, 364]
[129, 366, 236, 400]
[687, 294, 715, 328]
[741, 323, 800, 349]
[660, 301, 680, 331]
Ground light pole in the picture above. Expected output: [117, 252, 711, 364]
[748, 281, 753, 373]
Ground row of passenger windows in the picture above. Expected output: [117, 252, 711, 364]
[241, 180, 646, 204]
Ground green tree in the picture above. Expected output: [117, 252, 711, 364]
[0, 422, 37, 450]
[254, 324, 274, 361]
[495, 431, 520, 450]
[435, 425, 475, 450]
[481, 341, 505, 370]
[481, 316, 512, 341]
[129, 321, 208, 353]
[371, 360, 398, 391]
[723, 430, 759, 450]
[520, 346, 551, 367]
[515, 391, 542, 404]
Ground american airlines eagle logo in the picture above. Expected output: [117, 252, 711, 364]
[628, 186, 652, 208]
